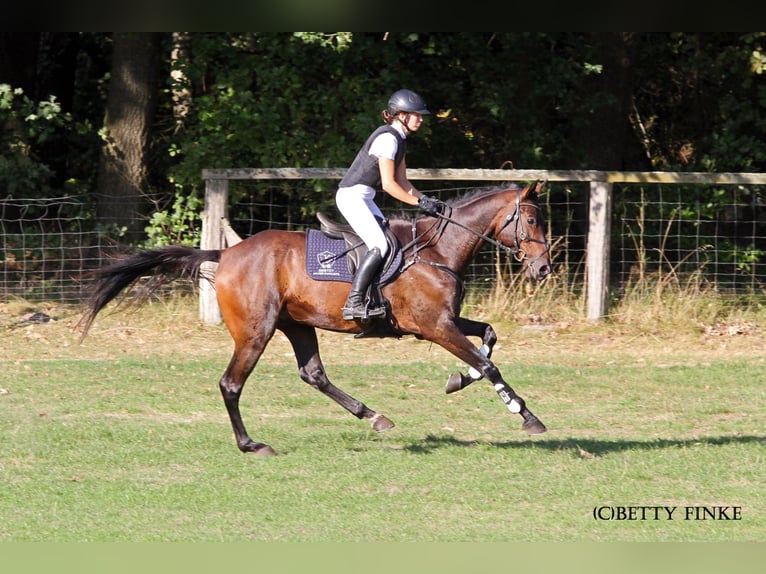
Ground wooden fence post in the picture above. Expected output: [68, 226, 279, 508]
[586, 180, 612, 320]
[199, 178, 228, 323]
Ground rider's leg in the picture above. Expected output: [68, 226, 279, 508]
[342, 247, 385, 320]
[336, 186, 390, 320]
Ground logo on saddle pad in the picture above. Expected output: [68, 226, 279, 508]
[316, 249, 342, 277]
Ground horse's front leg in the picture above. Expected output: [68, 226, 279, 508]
[430, 320, 547, 436]
[445, 317, 497, 394]
[485, 367, 547, 435]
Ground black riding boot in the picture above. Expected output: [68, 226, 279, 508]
[342, 247, 385, 320]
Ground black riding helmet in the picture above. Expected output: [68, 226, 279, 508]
[387, 89, 431, 115]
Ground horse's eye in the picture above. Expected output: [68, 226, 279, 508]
[527, 217, 537, 226]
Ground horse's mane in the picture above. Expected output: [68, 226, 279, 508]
[446, 183, 526, 208]
[386, 183, 535, 224]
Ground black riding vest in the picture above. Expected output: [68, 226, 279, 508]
[339, 125, 407, 189]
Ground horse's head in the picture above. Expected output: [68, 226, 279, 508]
[496, 180, 552, 282]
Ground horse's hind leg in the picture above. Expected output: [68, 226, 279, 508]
[219, 336, 278, 457]
[280, 324, 394, 432]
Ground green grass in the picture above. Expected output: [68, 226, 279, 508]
[1, 306, 764, 542]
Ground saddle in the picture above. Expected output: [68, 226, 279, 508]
[315, 212, 401, 277]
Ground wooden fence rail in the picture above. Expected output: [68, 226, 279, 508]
[201, 168, 766, 323]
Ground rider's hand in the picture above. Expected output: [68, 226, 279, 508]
[418, 195, 446, 216]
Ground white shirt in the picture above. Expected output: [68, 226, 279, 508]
[368, 122, 406, 161]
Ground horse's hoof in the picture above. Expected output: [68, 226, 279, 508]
[522, 417, 547, 435]
[241, 442, 277, 457]
[371, 413, 395, 432]
[251, 444, 277, 457]
[445, 372, 463, 394]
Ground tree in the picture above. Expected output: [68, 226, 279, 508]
[563, 33, 639, 170]
[95, 32, 163, 243]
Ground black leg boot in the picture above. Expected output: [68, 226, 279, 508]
[342, 247, 385, 320]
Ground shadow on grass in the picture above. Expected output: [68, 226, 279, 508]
[403, 433, 766, 456]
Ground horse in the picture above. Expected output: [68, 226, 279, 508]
[78, 180, 552, 456]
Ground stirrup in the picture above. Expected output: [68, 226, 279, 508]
[342, 303, 386, 320]
[365, 305, 387, 318]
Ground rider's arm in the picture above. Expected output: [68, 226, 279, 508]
[379, 156, 421, 205]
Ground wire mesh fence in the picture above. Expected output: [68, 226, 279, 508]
[1, 177, 764, 306]
[0, 195, 113, 304]
[614, 183, 766, 295]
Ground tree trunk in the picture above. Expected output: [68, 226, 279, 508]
[566, 33, 637, 170]
[170, 32, 191, 133]
[95, 32, 162, 244]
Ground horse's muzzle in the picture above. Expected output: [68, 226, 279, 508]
[526, 259, 552, 282]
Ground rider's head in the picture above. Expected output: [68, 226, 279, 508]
[387, 89, 430, 116]
[383, 89, 430, 132]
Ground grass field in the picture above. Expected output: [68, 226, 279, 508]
[1, 297, 764, 543]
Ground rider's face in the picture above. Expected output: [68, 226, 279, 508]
[400, 112, 423, 132]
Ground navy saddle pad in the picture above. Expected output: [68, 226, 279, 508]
[305, 229, 402, 284]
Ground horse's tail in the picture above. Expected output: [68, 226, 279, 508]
[77, 245, 221, 339]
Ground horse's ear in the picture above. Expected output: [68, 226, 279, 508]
[523, 179, 546, 199]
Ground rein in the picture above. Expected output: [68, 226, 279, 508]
[438, 189, 523, 257]
[403, 187, 549, 271]
[444, 187, 549, 263]
[399, 185, 551, 299]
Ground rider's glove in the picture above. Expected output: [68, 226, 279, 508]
[418, 195, 446, 216]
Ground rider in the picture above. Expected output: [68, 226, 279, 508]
[336, 88, 446, 320]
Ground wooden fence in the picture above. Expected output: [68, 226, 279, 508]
[200, 168, 766, 323]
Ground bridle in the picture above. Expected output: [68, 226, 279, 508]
[402, 184, 550, 286]
[410, 186, 548, 261]
[492, 186, 550, 265]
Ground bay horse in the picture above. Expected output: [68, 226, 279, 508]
[78, 180, 552, 456]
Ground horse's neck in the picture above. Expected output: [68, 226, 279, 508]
[427, 206, 496, 273]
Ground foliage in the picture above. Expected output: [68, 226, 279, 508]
[0, 84, 66, 196]
[6, 33, 766, 193]
[2, 32, 765, 258]
[629, 32, 766, 171]
[142, 185, 203, 247]
[167, 32, 590, 189]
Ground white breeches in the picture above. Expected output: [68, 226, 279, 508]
[335, 184, 389, 257]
